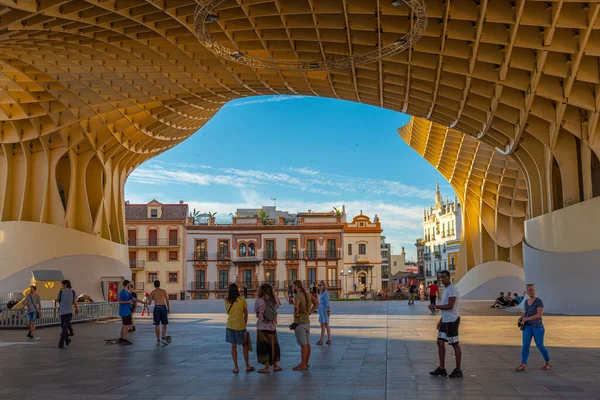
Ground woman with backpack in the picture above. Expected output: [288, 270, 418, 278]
[254, 283, 282, 373]
[225, 283, 254, 373]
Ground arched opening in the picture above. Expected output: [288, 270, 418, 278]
[592, 151, 600, 198]
[551, 157, 563, 211]
[238, 243, 246, 257]
[56, 154, 71, 213]
[248, 242, 256, 257]
[86, 156, 104, 224]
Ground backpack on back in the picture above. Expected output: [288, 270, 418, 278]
[263, 300, 278, 322]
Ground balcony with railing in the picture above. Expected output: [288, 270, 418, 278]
[235, 281, 260, 290]
[190, 281, 209, 291]
[426, 270, 434, 277]
[303, 250, 342, 260]
[285, 251, 299, 260]
[263, 251, 277, 261]
[129, 260, 145, 269]
[214, 281, 229, 290]
[128, 238, 180, 247]
[232, 251, 262, 262]
[260, 280, 279, 288]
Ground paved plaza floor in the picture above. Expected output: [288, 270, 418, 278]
[0, 299, 599, 400]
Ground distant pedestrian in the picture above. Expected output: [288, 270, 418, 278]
[292, 280, 318, 371]
[25, 285, 42, 340]
[429, 271, 462, 379]
[310, 281, 318, 313]
[118, 280, 141, 345]
[428, 281, 439, 313]
[56, 280, 78, 349]
[254, 283, 282, 373]
[515, 284, 551, 372]
[141, 293, 150, 316]
[316, 281, 331, 345]
[408, 284, 417, 305]
[225, 283, 254, 373]
[287, 284, 294, 304]
[128, 288, 137, 333]
[148, 280, 170, 345]
[243, 284, 248, 299]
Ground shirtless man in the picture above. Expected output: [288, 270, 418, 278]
[148, 280, 171, 345]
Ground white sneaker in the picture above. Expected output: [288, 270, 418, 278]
[34, 337, 40, 341]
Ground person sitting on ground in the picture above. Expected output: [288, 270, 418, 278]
[510, 293, 523, 307]
[490, 292, 509, 308]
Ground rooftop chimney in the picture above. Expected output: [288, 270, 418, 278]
[125, 200, 130, 205]
[179, 200, 184, 204]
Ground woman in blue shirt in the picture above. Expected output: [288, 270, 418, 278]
[316, 281, 331, 345]
[516, 284, 551, 371]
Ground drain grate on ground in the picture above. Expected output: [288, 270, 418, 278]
[545, 385, 584, 392]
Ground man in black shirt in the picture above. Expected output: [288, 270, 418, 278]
[409, 284, 417, 305]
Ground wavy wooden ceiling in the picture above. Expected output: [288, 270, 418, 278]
[0, 0, 598, 165]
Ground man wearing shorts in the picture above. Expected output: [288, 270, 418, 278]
[118, 280, 141, 345]
[148, 280, 170, 345]
[429, 271, 462, 378]
[428, 281, 439, 313]
[25, 285, 42, 340]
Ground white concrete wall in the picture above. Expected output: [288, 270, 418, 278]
[456, 261, 524, 300]
[523, 197, 600, 315]
[0, 221, 129, 300]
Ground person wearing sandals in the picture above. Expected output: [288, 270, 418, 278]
[292, 280, 319, 371]
[254, 283, 282, 373]
[225, 283, 254, 374]
[316, 281, 331, 346]
[515, 284, 551, 372]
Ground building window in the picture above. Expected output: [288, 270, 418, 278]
[288, 269, 297, 282]
[195, 270, 206, 288]
[148, 229, 158, 246]
[219, 270, 229, 289]
[287, 239, 298, 258]
[348, 244, 352, 255]
[149, 251, 158, 261]
[150, 209, 158, 218]
[327, 239, 336, 258]
[168, 294, 177, 300]
[148, 272, 158, 282]
[168, 229, 178, 246]
[394, 261, 397, 266]
[358, 243, 366, 255]
[307, 268, 316, 283]
[306, 239, 316, 259]
[265, 240, 275, 259]
[168, 272, 178, 283]
[219, 240, 229, 259]
[239, 243, 247, 257]
[195, 239, 207, 260]
[265, 268, 275, 284]
[168, 251, 178, 261]
[248, 242, 256, 257]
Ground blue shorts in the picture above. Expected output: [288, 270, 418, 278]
[153, 305, 168, 326]
[226, 328, 246, 345]
[26, 311, 38, 323]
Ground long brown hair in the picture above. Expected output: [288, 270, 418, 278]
[257, 283, 276, 304]
[226, 283, 239, 305]
[293, 280, 309, 312]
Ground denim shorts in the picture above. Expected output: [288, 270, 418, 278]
[26, 311, 38, 323]
[294, 324, 310, 346]
[226, 328, 246, 345]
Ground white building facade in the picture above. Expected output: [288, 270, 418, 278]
[422, 182, 462, 285]
[380, 236, 391, 289]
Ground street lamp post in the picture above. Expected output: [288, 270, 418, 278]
[340, 268, 353, 298]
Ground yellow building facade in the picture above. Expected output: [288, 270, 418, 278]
[125, 200, 188, 301]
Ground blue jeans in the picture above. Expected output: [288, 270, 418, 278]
[521, 324, 550, 365]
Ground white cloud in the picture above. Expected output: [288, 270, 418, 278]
[226, 95, 306, 107]
[129, 162, 431, 200]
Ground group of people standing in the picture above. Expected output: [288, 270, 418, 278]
[224, 280, 332, 373]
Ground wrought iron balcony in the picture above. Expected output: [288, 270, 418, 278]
[263, 251, 277, 260]
[128, 238, 180, 247]
[193, 251, 207, 261]
[214, 281, 229, 290]
[236, 281, 259, 290]
[190, 281, 209, 290]
[303, 250, 342, 260]
[285, 251, 299, 260]
[129, 260, 145, 269]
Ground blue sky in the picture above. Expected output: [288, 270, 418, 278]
[125, 95, 454, 260]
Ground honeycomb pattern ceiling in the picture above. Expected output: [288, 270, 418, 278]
[1, 0, 598, 160]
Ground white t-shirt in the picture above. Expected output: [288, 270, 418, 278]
[440, 283, 460, 323]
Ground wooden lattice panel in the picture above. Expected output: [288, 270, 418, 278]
[0, 0, 598, 243]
